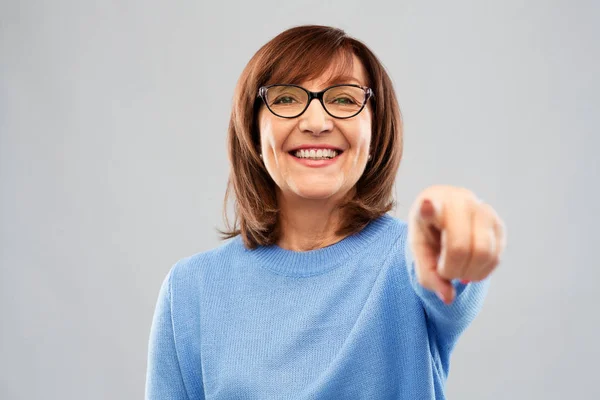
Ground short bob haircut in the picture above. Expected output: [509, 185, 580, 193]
[221, 25, 403, 249]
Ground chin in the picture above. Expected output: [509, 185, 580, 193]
[294, 189, 337, 200]
[289, 180, 346, 200]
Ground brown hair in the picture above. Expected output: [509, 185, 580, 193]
[221, 25, 403, 249]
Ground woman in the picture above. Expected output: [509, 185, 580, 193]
[145, 25, 506, 399]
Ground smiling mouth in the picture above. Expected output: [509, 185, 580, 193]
[288, 148, 343, 160]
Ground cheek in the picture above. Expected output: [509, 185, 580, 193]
[358, 117, 372, 147]
[346, 115, 372, 152]
[258, 113, 275, 150]
[258, 117, 296, 181]
[259, 115, 291, 155]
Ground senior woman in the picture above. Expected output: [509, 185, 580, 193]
[146, 25, 506, 399]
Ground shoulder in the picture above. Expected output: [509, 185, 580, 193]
[382, 213, 408, 231]
[368, 214, 411, 265]
[372, 213, 409, 243]
[345, 213, 410, 265]
[166, 236, 245, 292]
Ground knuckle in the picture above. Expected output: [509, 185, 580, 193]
[458, 187, 472, 197]
[481, 202, 495, 214]
[447, 241, 470, 261]
[474, 243, 493, 263]
[470, 268, 490, 282]
[489, 255, 500, 268]
[438, 263, 461, 280]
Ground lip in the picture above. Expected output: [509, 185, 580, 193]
[288, 144, 344, 152]
[288, 150, 343, 168]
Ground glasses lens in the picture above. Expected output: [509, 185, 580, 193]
[323, 86, 366, 118]
[264, 86, 308, 117]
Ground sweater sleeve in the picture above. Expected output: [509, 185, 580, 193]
[403, 234, 491, 373]
[145, 269, 192, 400]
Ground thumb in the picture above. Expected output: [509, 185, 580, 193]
[411, 237, 456, 305]
[419, 268, 456, 304]
[411, 197, 454, 303]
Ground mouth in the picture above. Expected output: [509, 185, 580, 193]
[288, 147, 344, 161]
[286, 147, 344, 168]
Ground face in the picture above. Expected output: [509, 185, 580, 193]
[258, 55, 372, 204]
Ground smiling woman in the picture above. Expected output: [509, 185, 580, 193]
[223, 26, 403, 249]
[146, 25, 506, 400]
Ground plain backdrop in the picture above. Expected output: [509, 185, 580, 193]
[1, 0, 599, 399]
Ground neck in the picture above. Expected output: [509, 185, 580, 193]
[276, 191, 353, 252]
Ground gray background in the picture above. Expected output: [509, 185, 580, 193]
[1, 0, 598, 399]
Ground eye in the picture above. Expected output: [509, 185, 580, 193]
[272, 96, 298, 105]
[330, 96, 357, 105]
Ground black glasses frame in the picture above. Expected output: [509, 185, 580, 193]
[257, 84, 374, 119]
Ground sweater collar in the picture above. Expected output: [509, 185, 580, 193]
[247, 213, 395, 277]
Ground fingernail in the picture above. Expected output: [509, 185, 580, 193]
[420, 199, 435, 218]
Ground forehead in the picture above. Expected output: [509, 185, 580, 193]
[266, 51, 370, 89]
[302, 54, 368, 90]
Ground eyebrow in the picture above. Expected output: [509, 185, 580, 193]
[323, 75, 365, 87]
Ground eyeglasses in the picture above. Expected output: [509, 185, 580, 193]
[257, 84, 373, 119]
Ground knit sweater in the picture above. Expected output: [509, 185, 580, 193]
[145, 214, 490, 399]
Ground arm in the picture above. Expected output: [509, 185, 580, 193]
[145, 269, 190, 400]
[404, 237, 490, 356]
[405, 185, 506, 374]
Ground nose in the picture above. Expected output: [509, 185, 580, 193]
[298, 98, 333, 136]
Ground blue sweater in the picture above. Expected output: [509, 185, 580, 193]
[145, 214, 490, 399]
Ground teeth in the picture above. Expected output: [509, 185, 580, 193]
[293, 148, 339, 159]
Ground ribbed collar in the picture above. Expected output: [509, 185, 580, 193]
[247, 213, 395, 277]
